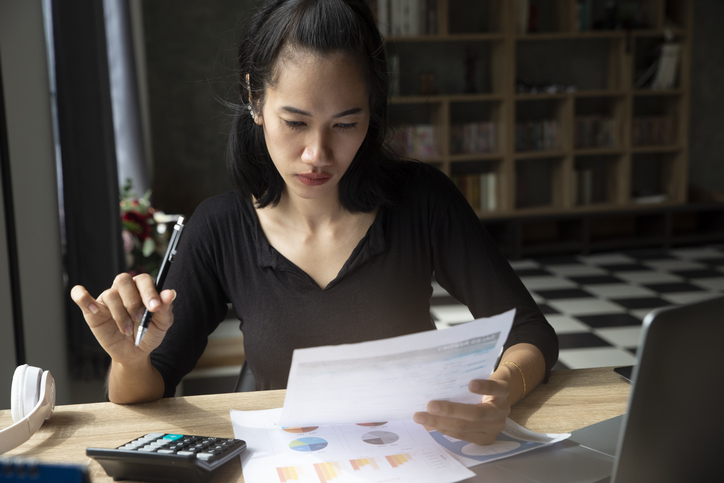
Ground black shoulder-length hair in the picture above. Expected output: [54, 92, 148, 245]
[227, 0, 403, 212]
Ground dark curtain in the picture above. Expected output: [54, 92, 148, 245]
[51, 0, 124, 379]
[0, 57, 25, 366]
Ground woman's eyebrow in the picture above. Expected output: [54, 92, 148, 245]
[280, 106, 363, 118]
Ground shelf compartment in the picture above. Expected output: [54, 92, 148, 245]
[448, 0, 503, 35]
[451, 160, 501, 214]
[573, 155, 621, 207]
[515, 0, 575, 35]
[518, 0, 665, 35]
[664, 0, 690, 31]
[450, 100, 502, 156]
[632, 34, 685, 90]
[388, 102, 445, 161]
[574, 96, 625, 149]
[632, 95, 680, 147]
[515, 98, 567, 153]
[515, 157, 565, 210]
[387, 40, 503, 96]
[516, 37, 615, 92]
[630, 152, 682, 205]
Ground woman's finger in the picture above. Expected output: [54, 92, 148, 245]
[413, 402, 506, 444]
[134, 289, 176, 351]
[101, 283, 135, 337]
[133, 273, 162, 315]
[70, 285, 101, 317]
[113, 273, 146, 324]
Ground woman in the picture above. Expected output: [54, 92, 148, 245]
[71, 0, 558, 446]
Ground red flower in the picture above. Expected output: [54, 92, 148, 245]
[122, 211, 152, 240]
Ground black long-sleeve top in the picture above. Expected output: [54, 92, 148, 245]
[151, 162, 558, 394]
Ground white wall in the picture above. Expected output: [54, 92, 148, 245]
[0, 0, 70, 407]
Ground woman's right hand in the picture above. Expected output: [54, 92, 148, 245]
[70, 273, 176, 365]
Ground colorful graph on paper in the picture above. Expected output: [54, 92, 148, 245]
[313, 462, 344, 483]
[361, 431, 400, 445]
[349, 457, 380, 471]
[276, 465, 304, 482]
[231, 408, 476, 483]
[289, 437, 328, 452]
[385, 453, 413, 468]
[283, 426, 320, 434]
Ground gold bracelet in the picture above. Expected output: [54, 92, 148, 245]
[503, 361, 526, 398]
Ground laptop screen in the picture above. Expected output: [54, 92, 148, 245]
[612, 295, 724, 482]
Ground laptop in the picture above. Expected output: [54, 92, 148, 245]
[469, 294, 724, 483]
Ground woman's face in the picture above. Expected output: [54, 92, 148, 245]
[256, 49, 370, 205]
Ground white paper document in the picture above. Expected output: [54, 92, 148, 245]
[231, 408, 476, 483]
[279, 309, 515, 426]
[429, 418, 570, 467]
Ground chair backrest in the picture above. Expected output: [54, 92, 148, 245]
[233, 361, 256, 392]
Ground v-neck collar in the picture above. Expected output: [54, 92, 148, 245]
[253, 204, 386, 290]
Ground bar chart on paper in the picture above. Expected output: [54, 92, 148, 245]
[349, 457, 380, 471]
[385, 453, 413, 468]
[313, 462, 344, 483]
[277, 465, 304, 482]
[274, 455, 417, 483]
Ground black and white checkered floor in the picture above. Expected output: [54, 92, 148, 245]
[431, 244, 724, 370]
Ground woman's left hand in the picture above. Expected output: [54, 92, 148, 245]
[413, 378, 511, 445]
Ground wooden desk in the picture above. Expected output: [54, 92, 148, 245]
[0, 367, 630, 482]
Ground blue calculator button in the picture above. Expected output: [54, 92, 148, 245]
[163, 434, 184, 441]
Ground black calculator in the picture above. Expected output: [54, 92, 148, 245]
[86, 432, 246, 483]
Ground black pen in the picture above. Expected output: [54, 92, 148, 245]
[135, 216, 185, 347]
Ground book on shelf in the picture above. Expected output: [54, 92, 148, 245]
[574, 168, 593, 206]
[452, 172, 498, 213]
[651, 42, 681, 90]
[450, 122, 497, 155]
[390, 124, 437, 159]
[374, 0, 437, 37]
[388, 53, 400, 97]
[376, 0, 389, 36]
[576, 0, 593, 32]
[515, 0, 530, 34]
[515, 120, 560, 152]
[632, 115, 676, 146]
[575, 116, 616, 149]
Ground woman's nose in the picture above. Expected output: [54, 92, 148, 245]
[301, 130, 332, 166]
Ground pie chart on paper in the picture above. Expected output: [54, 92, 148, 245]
[361, 431, 400, 445]
[289, 437, 328, 452]
[282, 426, 319, 434]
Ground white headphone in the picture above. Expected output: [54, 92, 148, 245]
[0, 365, 55, 454]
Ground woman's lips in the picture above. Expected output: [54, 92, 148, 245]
[296, 173, 332, 186]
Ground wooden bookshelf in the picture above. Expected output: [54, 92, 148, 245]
[374, 0, 693, 223]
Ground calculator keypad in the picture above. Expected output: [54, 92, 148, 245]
[119, 433, 244, 463]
